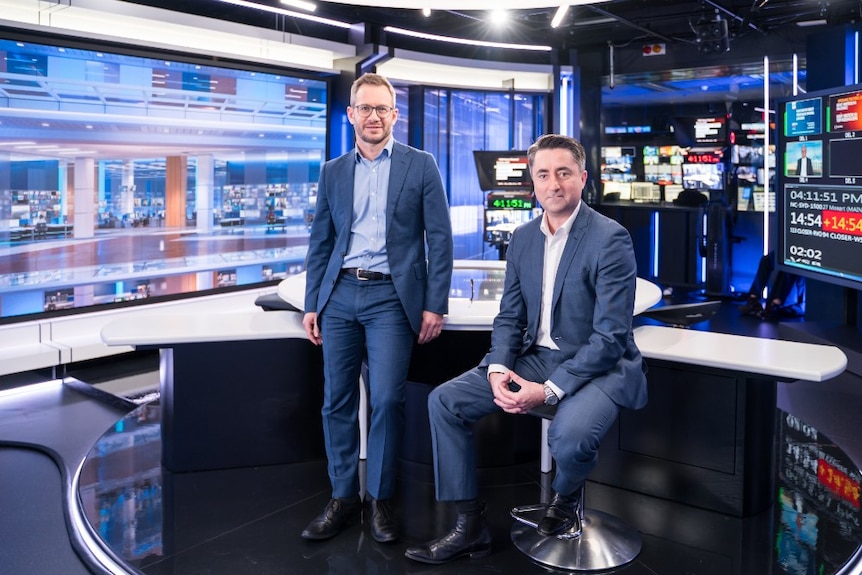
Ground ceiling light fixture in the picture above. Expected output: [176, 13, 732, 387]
[489, 10, 509, 25]
[329, 1, 608, 8]
[279, 0, 317, 11]
[384, 25, 552, 51]
[213, 0, 351, 28]
[422, 8, 431, 17]
[796, 19, 827, 27]
[550, 3, 569, 28]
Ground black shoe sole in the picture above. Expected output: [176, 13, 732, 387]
[404, 545, 491, 564]
[371, 531, 399, 543]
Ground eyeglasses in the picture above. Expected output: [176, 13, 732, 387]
[352, 104, 394, 118]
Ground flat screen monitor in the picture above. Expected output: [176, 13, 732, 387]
[776, 84, 862, 290]
[736, 165, 758, 184]
[682, 162, 725, 191]
[672, 116, 728, 147]
[473, 151, 532, 191]
[732, 144, 764, 165]
[601, 146, 636, 182]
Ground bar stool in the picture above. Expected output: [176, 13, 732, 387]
[510, 408, 641, 571]
[512, 301, 721, 570]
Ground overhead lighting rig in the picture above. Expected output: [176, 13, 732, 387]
[694, 11, 730, 55]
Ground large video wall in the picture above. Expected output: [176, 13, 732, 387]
[0, 35, 328, 320]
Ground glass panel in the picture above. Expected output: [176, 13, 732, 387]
[423, 88, 545, 260]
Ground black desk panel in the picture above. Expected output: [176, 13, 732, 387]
[591, 359, 777, 517]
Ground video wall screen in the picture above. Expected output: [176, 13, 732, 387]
[600, 146, 636, 183]
[0, 34, 328, 321]
[777, 84, 862, 290]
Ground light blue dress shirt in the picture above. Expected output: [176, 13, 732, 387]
[342, 138, 394, 274]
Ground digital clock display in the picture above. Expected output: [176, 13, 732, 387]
[486, 195, 534, 210]
[781, 183, 862, 282]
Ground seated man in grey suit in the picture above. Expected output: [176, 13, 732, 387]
[405, 134, 648, 564]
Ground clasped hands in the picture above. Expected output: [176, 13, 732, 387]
[489, 370, 546, 414]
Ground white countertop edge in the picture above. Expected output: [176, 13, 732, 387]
[634, 325, 848, 383]
[101, 309, 306, 346]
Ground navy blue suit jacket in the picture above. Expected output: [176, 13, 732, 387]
[304, 141, 454, 334]
[483, 203, 647, 410]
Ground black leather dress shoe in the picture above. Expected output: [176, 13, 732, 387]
[537, 492, 581, 537]
[369, 498, 399, 543]
[301, 497, 361, 540]
[404, 510, 492, 564]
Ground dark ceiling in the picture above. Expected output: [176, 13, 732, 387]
[127, 0, 862, 54]
[121, 0, 861, 105]
[324, 0, 861, 52]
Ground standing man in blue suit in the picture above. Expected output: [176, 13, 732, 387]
[301, 73, 453, 544]
[405, 134, 647, 564]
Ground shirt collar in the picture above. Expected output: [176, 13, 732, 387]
[540, 201, 581, 238]
[354, 138, 395, 163]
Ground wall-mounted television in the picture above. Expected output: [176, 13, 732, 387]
[776, 84, 862, 290]
[472, 151, 532, 191]
[672, 116, 728, 148]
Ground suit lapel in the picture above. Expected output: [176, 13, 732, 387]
[522, 222, 545, 333]
[552, 204, 589, 306]
[386, 143, 409, 226]
[334, 154, 356, 236]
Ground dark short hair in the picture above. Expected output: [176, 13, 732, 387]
[350, 73, 396, 106]
[527, 134, 586, 172]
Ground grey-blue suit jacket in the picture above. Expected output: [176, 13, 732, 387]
[304, 141, 454, 334]
[483, 203, 647, 410]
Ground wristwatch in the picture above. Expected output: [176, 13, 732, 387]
[543, 384, 559, 406]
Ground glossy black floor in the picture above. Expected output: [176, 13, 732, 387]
[3, 299, 862, 575]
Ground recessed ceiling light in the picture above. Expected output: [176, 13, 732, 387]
[797, 19, 827, 27]
[279, 0, 316, 11]
[384, 26, 552, 51]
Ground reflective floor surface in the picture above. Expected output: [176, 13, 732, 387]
[2, 300, 861, 575]
[76, 397, 862, 575]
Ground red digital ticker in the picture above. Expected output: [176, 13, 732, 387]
[821, 210, 862, 236]
[818, 458, 861, 509]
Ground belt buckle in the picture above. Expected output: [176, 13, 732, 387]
[355, 268, 369, 281]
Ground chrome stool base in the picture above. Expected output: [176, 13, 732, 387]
[511, 504, 641, 571]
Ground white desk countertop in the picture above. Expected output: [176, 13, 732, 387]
[276, 264, 663, 331]
[101, 308, 305, 347]
[101, 265, 847, 386]
[634, 324, 847, 383]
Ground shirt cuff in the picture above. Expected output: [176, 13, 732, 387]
[488, 364, 509, 379]
[545, 380, 564, 400]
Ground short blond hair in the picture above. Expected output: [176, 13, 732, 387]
[350, 73, 396, 106]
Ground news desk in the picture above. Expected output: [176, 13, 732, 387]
[102, 262, 845, 518]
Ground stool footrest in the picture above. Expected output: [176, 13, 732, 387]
[510, 507, 642, 571]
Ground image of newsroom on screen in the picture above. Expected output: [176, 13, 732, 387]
[781, 86, 862, 283]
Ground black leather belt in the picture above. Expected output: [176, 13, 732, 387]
[341, 267, 392, 281]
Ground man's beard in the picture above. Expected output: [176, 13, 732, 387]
[357, 125, 390, 146]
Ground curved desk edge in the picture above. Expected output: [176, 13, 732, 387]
[634, 324, 848, 382]
[277, 271, 663, 327]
